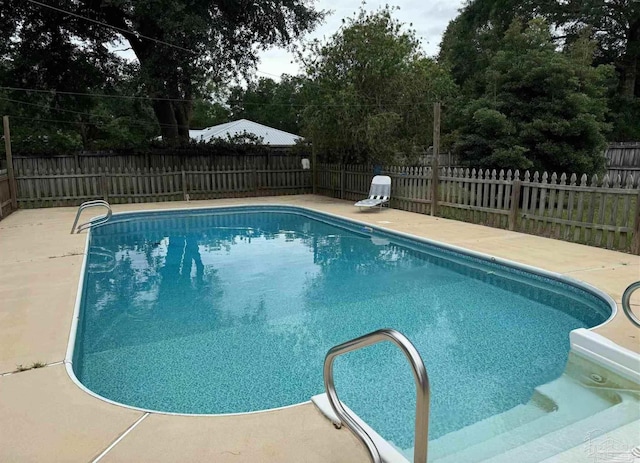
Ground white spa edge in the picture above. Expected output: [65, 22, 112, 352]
[64, 203, 637, 429]
[570, 329, 640, 384]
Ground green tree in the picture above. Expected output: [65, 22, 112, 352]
[299, 6, 456, 164]
[190, 99, 230, 129]
[2, 0, 323, 143]
[452, 19, 612, 175]
[228, 76, 305, 134]
[556, 0, 640, 140]
[0, 1, 157, 152]
[0, 57, 160, 152]
[439, 0, 640, 140]
[438, 0, 533, 95]
[551, 0, 639, 98]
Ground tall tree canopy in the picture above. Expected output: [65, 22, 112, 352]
[440, 0, 638, 96]
[299, 6, 456, 164]
[439, 0, 639, 140]
[451, 19, 612, 175]
[552, 0, 639, 97]
[2, 0, 323, 143]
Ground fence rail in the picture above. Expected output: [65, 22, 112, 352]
[318, 164, 640, 254]
[15, 165, 312, 208]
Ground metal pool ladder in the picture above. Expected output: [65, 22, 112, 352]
[622, 282, 640, 328]
[70, 200, 112, 234]
[323, 328, 430, 463]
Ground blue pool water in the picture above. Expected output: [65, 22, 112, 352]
[73, 206, 611, 450]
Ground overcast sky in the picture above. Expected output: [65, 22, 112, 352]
[255, 0, 465, 79]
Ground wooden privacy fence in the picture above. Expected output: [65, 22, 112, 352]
[318, 164, 640, 254]
[12, 150, 306, 176]
[606, 142, 640, 180]
[15, 165, 311, 208]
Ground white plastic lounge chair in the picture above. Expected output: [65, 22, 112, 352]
[355, 175, 391, 211]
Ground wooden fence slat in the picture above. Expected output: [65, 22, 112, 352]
[594, 174, 608, 247]
[607, 175, 620, 249]
[585, 174, 599, 245]
[633, 187, 640, 254]
[573, 174, 586, 242]
[509, 172, 521, 231]
[536, 172, 549, 235]
[545, 172, 558, 237]
[621, 175, 634, 249]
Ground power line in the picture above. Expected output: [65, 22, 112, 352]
[1, 96, 114, 118]
[25, 0, 288, 79]
[8, 115, 110, 126]
[17, 2, 448, 101]
[0, 96, 194, 130]
[1, 86, 438, 108]
[8, 113, 178, 131]
[25, 0, 197, 55]
[255, 69, 283, 79]
[0, 86, 196, 103]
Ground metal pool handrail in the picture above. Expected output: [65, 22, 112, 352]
[621, 282, 640, 328]
[70, 200, 112, 234]
[323, 328, 430, 463]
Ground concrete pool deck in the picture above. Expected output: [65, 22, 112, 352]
[0, 195, 638, 462]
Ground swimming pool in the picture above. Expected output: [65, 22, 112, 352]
[69, 205, 614, 451]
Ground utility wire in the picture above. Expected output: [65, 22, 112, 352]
[8, 115, 112, 127]
[0, 96, 193, 130]
[8, 113, 185, 131]
[19, 2, 449, 100]
[0, 87, 438, 108]
[0, 86, 196, 103]
[26, 0, 197, 55]
[1, 96, 116, 118]
[25, 0, 288, 79]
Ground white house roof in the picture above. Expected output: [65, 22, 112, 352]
[189, 119, 302, 146]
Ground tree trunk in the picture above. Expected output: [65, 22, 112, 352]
[153, 100, 180, 142]
[152, 99, 192, 144]
[620, 19, 640, 97]
[173, 100, 192, 141]
[127, 39, 190, 143]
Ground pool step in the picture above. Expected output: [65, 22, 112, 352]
[429, 376, 638, 463]
[539, 420, 640, 463]
[481, 397, 640, 463]
[426, 400, 549, 460]
[426, 374, 610, 461]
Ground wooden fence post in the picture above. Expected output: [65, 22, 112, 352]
[3, 116, 18, 210]
[632, 190, 640, 255]
[340, 164, 345, 199]
[100, 171, 109, 202]
[312, 145, 317, 195]
[431, 167, 439, 216]
[509, 178, 522, 231]
[181, 168, 188, 200]
[431, 102, 441, 216]
[253, 168, 258, 195]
